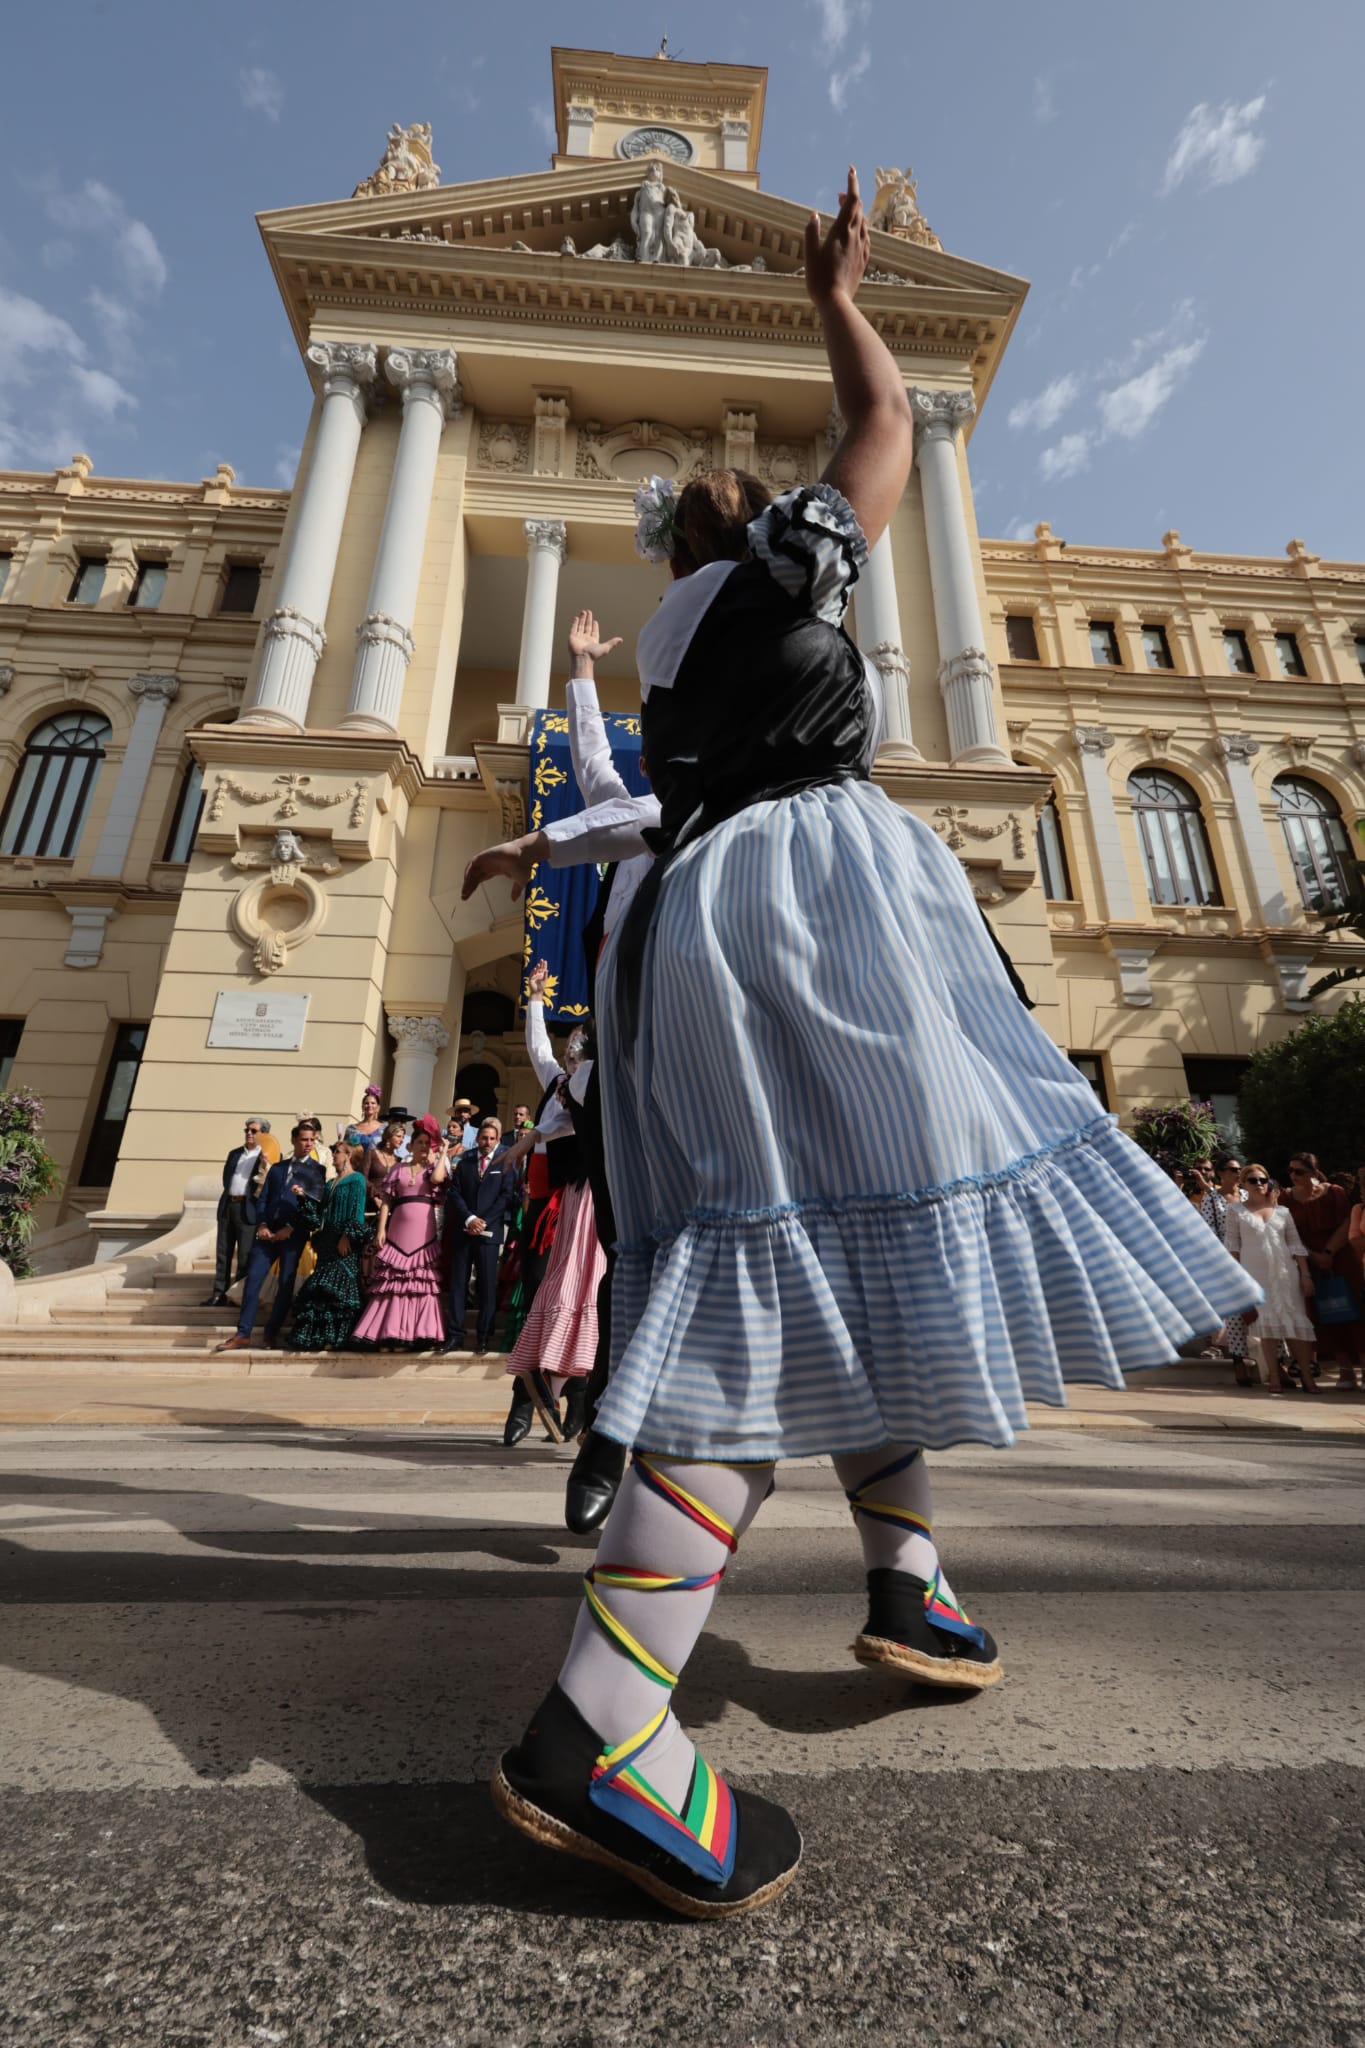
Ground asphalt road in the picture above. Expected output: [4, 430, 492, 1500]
[2, 1426, 1363, 2047]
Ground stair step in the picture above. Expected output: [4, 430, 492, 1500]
[0, 1346, 504, 1380]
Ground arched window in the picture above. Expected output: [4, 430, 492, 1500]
[162, 761, 205, 863]
[1035, 790, 1072, 901]
[1128, 768, 1222, 907]
[0, 710, 112, 858]
[1274, 774, 1358, 913]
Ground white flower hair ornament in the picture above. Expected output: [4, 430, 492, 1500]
[634, 475, 678, 564]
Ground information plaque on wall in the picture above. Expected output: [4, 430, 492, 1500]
[207, 991, 310, 1051]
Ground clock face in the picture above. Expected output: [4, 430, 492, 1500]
[618, 126, 694, 165]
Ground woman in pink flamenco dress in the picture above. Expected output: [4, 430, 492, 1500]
[351, 1114, 449, 1351]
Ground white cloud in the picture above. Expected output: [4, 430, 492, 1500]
[1008, 371, 1081, 433]
[0, 285, 136, 468]
[1039, 431, 1093, 481]
[1160, 96, 1266, 195]
[529, 101, 556, 145]
[1004, 517, 1037, 541]
[1097, 337, 1206, 440]
[43, 179, 167, 299]
[829, 47, 871, 111]
[240, 66, 283, 123]
[1032, 75, 1057, 124]
[0, 286, 83, 363]
[71, 366, 136, 417]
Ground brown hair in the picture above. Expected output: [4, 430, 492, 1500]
[334, 1141, 367, 1173]
[673, 468, 772, 575]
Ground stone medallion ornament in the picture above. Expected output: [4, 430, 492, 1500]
[618, 125, 694, 163]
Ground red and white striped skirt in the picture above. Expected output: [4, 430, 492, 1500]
[506, 1178, 605, 1382]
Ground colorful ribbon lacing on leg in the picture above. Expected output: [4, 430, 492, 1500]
[845, 1447, 988, 1650]
[582, 1452, 754, 1885]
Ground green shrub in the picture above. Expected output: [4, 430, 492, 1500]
[1129, 1098, 1222, 1172]
[1236, 1000, 1365, 1176]
[0, 1090, 63, 1279]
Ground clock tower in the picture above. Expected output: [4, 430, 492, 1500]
[550, 44, 766, 184]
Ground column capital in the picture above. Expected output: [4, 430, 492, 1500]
[305, 340, 380, 402]
[354, 612, 416, 663]
[1216, 731, 1260, 766]
[721, 118, 751, 139]
[263, 605, 326, 660]
[909, 386, 977, 453]
[1073, 724, 1116, 757]
[524, 518, 568, 563]
[387, 1013, 451, 1053]
[128, 670, 180, 707]
[385, 347, 461, 418]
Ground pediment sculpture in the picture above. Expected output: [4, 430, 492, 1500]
[868, 167, 942, 252]
[353, 122, 441, 200]
[559, 162, 768, 271]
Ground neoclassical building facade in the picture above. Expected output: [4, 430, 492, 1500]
[0, 45, 1360, 1253]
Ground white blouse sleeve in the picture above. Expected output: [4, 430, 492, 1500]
[746, 482, 869, 627]
[1281, 1209, 1309, 1259]
[542, 792, 661, 867]
[1224, 1204, 1243, 1258]
[525, 998, 561, 1091]
[565, 677, 632, 808]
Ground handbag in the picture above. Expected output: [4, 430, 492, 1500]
[1314, 1273, 1361, 1326]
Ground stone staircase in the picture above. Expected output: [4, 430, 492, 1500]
[0, 1254, 501, 1382]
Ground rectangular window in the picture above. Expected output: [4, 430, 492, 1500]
[0, 1018, 23, 1091]
[162, 762, 205, 863]
[1005, 614, 1040, 662]
[1355, 633, 1365, 680]
[218, 563, 261, 615]
[1274, 631, 1307, 679]
[68, 557, 107, 605]
[1141, 624, 1173, 670]
[80, 1023, 148, 1187]
[1183, 1056, 1251, 1147]
[0, 553, 12, 599]
[1069, 1053, 1110, 1111]
[129, 560, 167, 610]
[1088, 620, 1121, 666]
[1222, 628, 1255, 676]
[1036, 795, 1072, 901]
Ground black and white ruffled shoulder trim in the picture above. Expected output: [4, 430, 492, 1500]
[747, 482, 869, 626]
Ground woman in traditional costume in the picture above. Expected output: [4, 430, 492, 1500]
[350, 1115, 448, 1352]
[286, 1141, 372, 1352]
[466, 170, 1258, 1919]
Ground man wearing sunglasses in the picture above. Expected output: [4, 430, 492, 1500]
[206, 1116, 273, 1308]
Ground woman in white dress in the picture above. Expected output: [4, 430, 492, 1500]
[1224, 1166, 1319, 1394]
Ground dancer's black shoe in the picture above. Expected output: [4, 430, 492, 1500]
[560, 1377, 590, 1442]
[493, 1683, 801, 1920]
[564, 1427, 626, 1535]
[521, 1367, 565, 1444]
[503, 1379, 533, 1448]
[851, 1567, 1004, 1690]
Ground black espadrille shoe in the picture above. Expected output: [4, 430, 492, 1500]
[492, 1684, 802, 1919]
[851, 1567, 1004, 1690]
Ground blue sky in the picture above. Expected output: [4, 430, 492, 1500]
[2, 0, 1359, 557]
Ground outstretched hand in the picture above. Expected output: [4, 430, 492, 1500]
[568, 608, 622, 673]
[461, 834, 542, 902]
[526, 957, 550, 1002]
[804, 166, 869, 307]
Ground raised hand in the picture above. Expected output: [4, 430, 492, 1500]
[527, 958, 550, 1002]
[803, 165, 870, 308]
[568, 608, 623, 674]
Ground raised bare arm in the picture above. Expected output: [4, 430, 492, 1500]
[806, 167, 914, 550]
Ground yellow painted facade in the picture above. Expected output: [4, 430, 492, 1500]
[0, 45, 1358, 1258]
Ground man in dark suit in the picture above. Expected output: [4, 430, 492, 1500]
[214, 1125, 325, 1352]
[204, 1116, 272, 1307]
[444, 1116, 518, 1354]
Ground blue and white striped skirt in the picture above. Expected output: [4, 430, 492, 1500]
[594, 780, 1259, 1459]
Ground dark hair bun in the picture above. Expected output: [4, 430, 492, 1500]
[674, 468, 772, 574]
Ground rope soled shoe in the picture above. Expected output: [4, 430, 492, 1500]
[493, 1683, 802, 1918]
[852, 1566, 1003, 1689]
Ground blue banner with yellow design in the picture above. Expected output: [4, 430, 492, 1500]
[522, 707, 646, 1023]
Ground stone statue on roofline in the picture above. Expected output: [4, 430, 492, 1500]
[868, 166, 942, 251]
[559, 163, 767, 271]
[353, 122, 441, 199]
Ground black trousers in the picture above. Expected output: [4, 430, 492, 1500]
[213, 1200, 254, 1296]
[448, 1230, 501, 1350]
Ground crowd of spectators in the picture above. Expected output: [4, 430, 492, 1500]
[208, 1087, 539, 1361]
[1171, 1150, 1365, 1395]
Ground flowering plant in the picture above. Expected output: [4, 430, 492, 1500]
[1128, 1098, 1222, 1173]
[0, 1089, 62, 1278]
[634, 474, 678, 563]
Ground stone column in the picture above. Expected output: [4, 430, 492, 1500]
[345, 348, 461, 734]
[909, 387, 1009, 766]
[515, 521, 568, 710]
[856, 532, 920, 759]
[247, 342, 378, 731]
[1072, 725, 1137, 922]
[387, 1014, 451, 1118]
[90, 672, 179, 879]
[1216, 733, 1290, 927]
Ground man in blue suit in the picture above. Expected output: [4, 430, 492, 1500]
[215, 1125, 325, 1352]
[444, 1116, 518, 1354]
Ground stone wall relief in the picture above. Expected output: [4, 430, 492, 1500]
[475, 420, 532, 474]
[560, 162, 770, 271]
[931, 805, 1034, 904]
[228, 827, 339, 976]
[574, 418, 713, 484]
[353, 122, 440, 199]
[754, 439, 815, 491]
[868, 168, 943, 252]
